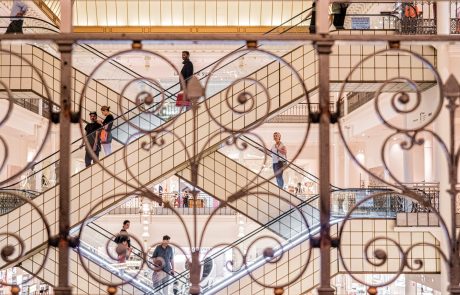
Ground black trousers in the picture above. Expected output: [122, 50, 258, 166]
[5, 20, 24, 34]
[85, 148, 100, 167]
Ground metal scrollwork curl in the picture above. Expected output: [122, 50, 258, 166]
[203, 47, 311, 135]
[78, 49, 186, 187]
[337, 48, 444, 189]
[0, 192, 51, 287]
[76, 190, 196, 289]
[202, 242, 245, 274]
[0, 49, 53, 187]
[337, 191, 448, 289]
[200, 191, 313, 290]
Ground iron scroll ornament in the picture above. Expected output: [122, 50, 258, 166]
[336, 48, 444, 192]
[0, 48, 54, 188]
[74, 44, 314, 294]
[78, 45, 313, 195]
[335, 48, 458, 292]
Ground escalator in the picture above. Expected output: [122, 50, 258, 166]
[0, 7, 442, 294]
[16, 185, 440, 294]
[0, 29, 437, 293]
[0, 38, 437, 270]
[139, 188, 407, 295]
[177, 149, 320, 240]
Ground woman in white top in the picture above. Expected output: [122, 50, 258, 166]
[271, 132, 287, 188]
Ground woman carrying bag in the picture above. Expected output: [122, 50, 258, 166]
[99, 106, 114, 156]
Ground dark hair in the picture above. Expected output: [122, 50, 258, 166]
[163, 235, 171, 240]
[89, 111, 97, 116]
[101, 105, 110, 111]
[123, 220, 130, 225]
[182, 51, 190, 56]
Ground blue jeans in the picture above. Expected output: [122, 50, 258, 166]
[273, 162, 284, 188]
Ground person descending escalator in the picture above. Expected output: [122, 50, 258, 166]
[114, 220, 132, 263]
[81, 112, 102, 167]
[98, 105, 114, 156]
[271, 132, 287, 189]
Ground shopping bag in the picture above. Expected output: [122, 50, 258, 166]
[175, 91, 191, 107]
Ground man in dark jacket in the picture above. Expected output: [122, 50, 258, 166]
[180, 51, 194, 87]
[152, 235, 174, 295]
[82, 111, 102, 167]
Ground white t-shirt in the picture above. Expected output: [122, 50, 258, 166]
[271, 143, 287, 164]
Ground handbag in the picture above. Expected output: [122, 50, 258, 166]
[276, 148, 287, 166]
[176, 91, 191, 107]
[100, 129, 109, 143]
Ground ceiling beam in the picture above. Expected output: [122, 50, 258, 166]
[73, 26, 306, 34]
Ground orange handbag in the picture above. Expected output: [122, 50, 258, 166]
[100, 129, 109, 143]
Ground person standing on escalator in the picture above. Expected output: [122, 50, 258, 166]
[271, 132, 287, 189]
[115, 220, 132, 263]
[152, 235, 175, 295]
[98, 105, 114, 156]
[309, 0, 348, 33]
[180, 51, 194, 87]
[177, 51, 194, 110]
[82, 111, 102, 167]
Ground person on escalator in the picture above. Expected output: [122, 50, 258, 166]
[98, 105, 114, 156]
[82, 112, 102, 167]
[181, 51, 194, 87]
[152, 235, 175, 295]
[5, 0, 28, 34]
[114, 220, 132, 263]
[271, 132, 287, 189]
[176, 51, 194, 110]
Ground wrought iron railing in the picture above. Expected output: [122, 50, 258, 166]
[0, 4, 458, 294]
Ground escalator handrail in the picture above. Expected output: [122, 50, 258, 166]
[263, 6, 313, 35]
[76, 43, 176, 98]
[77, 241, 155, 293]
[0, 26, 59, 33]
[0, 15, 59, 31]
[0, 188, 41, 195]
